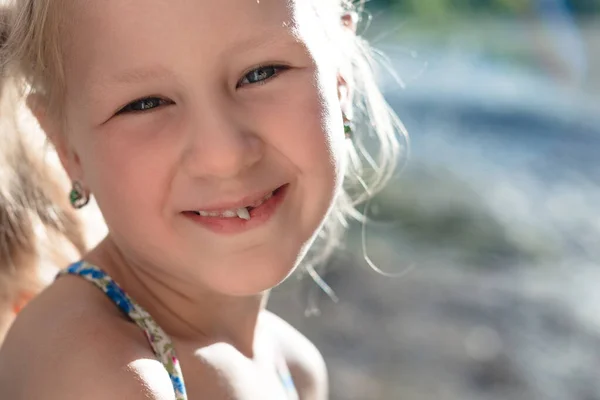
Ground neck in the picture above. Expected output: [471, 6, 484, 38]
[87, 237, 268, 357]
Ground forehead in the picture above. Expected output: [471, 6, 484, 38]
[66, 0, 299, 34]
[61, 0, 327, 88]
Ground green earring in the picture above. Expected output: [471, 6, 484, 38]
[69, 180, 90, 209]
[343, 113, 353, 139]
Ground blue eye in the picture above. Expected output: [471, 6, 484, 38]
[117, 97, 171, 114]
[238, 65, 286, 87]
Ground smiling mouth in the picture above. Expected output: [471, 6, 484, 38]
[190, 186, 285, 220]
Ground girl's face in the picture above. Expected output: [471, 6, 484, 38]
[51, 0, 347, 295]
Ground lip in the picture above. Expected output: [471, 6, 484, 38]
[182, 184, 289, 235]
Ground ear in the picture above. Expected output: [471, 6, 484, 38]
[337, 75, 353, 121]
[337, 12, 357, 120]
[26, 94, 84, 184]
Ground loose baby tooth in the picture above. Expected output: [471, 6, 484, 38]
[236, 207, 251, 220]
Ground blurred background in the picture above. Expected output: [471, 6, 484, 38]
[269, 1, 600, 399]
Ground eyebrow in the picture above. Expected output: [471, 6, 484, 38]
[109, 65, 176, 86]
[225, 26, 305, 55]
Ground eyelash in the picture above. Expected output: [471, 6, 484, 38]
[116, 65, 288, 116]
[116, 97, 172, 115]
[236, 64, 288, 88]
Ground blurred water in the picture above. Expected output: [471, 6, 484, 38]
[270, 17, 600, 400]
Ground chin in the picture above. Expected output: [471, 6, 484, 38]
[208, 253, 298, 297]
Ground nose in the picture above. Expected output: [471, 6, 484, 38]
[181, 101, 264, 179]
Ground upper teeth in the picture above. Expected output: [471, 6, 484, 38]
[194, 191, 273, 220]
[236, 208, 250, 220]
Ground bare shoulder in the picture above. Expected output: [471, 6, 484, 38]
[262, 310, 328, 400]
[0, 276, 175, 400]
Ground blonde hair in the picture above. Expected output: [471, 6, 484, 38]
[304, 1, 407, 282]
[1, 0, 407, 291]
[0, 2, 85, 328]
[1, 0, 64, 115]
[0, 97, 86, 329]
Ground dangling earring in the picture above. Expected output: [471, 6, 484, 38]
[69, 180, 90, 209]
[343, 112, 353, 139]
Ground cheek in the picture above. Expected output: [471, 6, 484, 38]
[75, 121, 177, 230]
[258, 71, 344, 180]
[256, 71, 344, 239]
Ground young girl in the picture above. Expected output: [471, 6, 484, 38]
[0, 0, 403, 398]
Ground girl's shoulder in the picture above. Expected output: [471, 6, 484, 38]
[0, 275, 174, 399]
[261, 310, 328, 400]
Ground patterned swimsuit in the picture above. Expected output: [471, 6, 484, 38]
[58, 261, 299, 400]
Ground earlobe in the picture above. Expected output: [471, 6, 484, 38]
[337, 76, 349, 102]
[337, 75, 353, 121]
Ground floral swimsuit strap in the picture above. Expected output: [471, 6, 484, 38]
[58, 261, 188, 400]
[58, 261, 299, 400]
